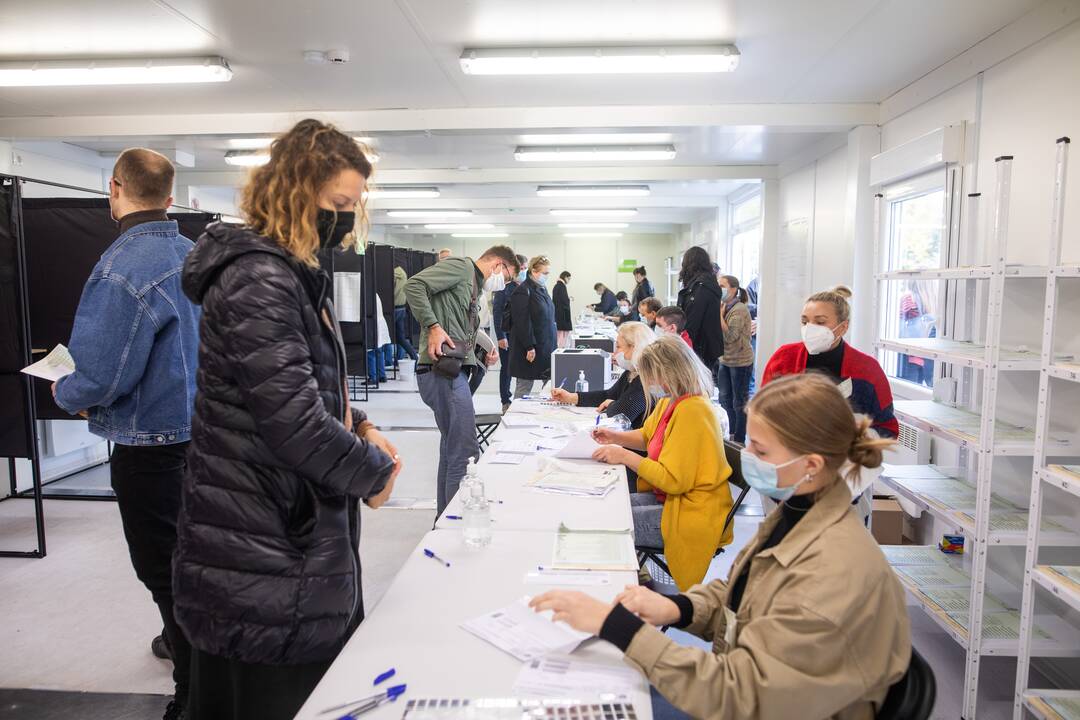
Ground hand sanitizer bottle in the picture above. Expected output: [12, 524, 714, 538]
[463, 479, 492, 548]
[574, 370, 589, 393]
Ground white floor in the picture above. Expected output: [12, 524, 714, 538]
[0, 368, 1022, 717]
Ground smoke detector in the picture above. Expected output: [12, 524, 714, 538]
[303, 49, 350, 65]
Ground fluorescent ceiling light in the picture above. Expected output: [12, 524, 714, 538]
[354, 136, 375, 145]
[220, 215, 244, 224]
[460, 45, 739, 75]
[515, 145, 676, 162]
[550, 209, 638, 218]
[538, 185, 650, 198]
[366, 187, 440, 199]
[452, 233, 509, 238]
[564, 232, 623, 238]
[558, 223, 629, 229]
[0, 56, 232, 87]
[224, 151, 269, 167]
[226, 136, 375, 150]
[521, 133, 672, 146]
[388, 210, 471, 218]
[425, 224, 495, 230]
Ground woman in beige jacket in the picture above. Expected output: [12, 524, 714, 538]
[532, 373, 911, 720]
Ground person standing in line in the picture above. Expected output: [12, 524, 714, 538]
[407, 244, 520, 513]
[746, 276, 760, 395]
[590, 282, 618, 315]
[716, 275, 754, 443]
[677, 246, 724, 372]
[509, 255, 557, 399]
[654, 306, 694, 349]
[174, 120, 403, 720]
[492, 254, 528, 412]
[52, 148, 196, 720]
[552, 270, 573, 348]
[392, 265, 418, 362]
[630, 266, 655, 321]
[437, 248, 452, 261]
[637, 297, 662, 329]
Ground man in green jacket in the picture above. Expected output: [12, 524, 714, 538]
[392, 266, 418, 361]
[405, 246, 520, 513]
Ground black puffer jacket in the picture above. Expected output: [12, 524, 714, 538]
[678, 272, 725, 367]
[508, 277, 557, 381]
[173, 224, 394, 665]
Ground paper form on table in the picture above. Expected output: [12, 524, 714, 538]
[460, 597, 590, 662]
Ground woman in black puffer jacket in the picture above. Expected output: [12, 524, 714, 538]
[677, 246, 725, 371]
[174, 119, 402, 720]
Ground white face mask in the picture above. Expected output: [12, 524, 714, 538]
[614, 352, 634, 372]
[484, 266, 507, 293]
[618, 304, 631, 315]
[801, 322, 838, 355]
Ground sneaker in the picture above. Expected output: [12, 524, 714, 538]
[163, 699, 185, 720]
[151, 633, 172, 661]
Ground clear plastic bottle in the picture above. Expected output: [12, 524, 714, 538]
[574, 370, 589, 393]
[462, 479, 492, 548]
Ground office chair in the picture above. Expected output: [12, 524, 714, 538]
[876, 647, 936, 720]
[636, 439, 751, 585]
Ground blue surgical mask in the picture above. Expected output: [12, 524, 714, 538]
[721, 287, 730, 301]
[517, 270, 527, 283]
[740, 449, 810, 501]
[538, 273, 549, 287]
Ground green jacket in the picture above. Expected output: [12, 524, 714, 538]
[404, 256, 482, 366]
[393, 266, 408, 307]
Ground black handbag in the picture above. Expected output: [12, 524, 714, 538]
[433, 339, 468, 378]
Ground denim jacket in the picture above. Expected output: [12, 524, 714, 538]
[54, 220, 200, 445]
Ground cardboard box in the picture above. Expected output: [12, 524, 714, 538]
[871, 498, 905, 545]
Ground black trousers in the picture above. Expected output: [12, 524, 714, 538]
[189, 647, 331, 720]
[110, 442, 192, 703]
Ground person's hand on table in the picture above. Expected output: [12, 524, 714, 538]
[597, 399, 613, 413]
[592, 444, 631, 465]
[529, 591, 612, 635]
[526, 348, 536, 363]
[427, 323, 451, 359]
[590, 427, 618, 445]
[614, 586, 682, 626]
[551, 388, 578, 405]
[498, 338, 508, 351]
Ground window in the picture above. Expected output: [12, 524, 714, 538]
[879, 172, 947, 389]
[728, 189, 762, 293]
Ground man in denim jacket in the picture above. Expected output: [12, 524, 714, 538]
[53, 148, 198, 720]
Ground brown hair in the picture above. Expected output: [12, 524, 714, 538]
[239, 119, 372, 266]
[721, 274, 749, 304]
[113, 148, 175, 207]
[805, 285, 853, 323]
[479, 245, 521, 272]
[636, 335, 714, 415]
[638, 297, 662, 314]
[655, 305, 687, 331]
[748, 373, 893, 487]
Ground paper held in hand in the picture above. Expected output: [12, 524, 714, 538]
[460, 597, 590, 662]
[21, 344, 76, 382]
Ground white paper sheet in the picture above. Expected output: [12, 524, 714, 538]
[530, 426, 571, 440]
[489, 452, 526, 465]
[497, 440, 539, 455]
[333, 272, 363, 322]
[523, 571, 613, 587]
[555, 429, 602, 459]
[460, 597, 590, 662]
[21, 344, 76, 382]
[881, 545, 948, 566]
[512, 654, 641, 699]
[552, 526, 637, 571]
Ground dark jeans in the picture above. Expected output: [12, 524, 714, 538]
[188, 647, 330, 720]
[650, 686, 691, 720]
[417, 367, 481, 514]
[110, 442, 192, 703]
[749, 334, 757, 396]
[498, 344, 512, 405]
[393, 306, 418, 361]
[716, 363, 753, 443]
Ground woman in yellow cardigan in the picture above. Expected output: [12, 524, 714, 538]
[592, 335, 734, 590]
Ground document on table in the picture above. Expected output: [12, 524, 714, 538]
[524, 570, 614, 587]
[497, 440, 539, 454]
[460, 597, 590, 662]
[881, 545, 948, 566]
[512, 654, 641, 700]
[552, 524, 637, 571]
[527, 467, 619, 497]
[554, 429, 601, 459]
[530, 426, 571, 440]
[502, 414, 544, 428]
[489, 452, 526, 465]
[919, 587, 1006, 615]
[894, 563, 970, 588]
[21, 344, 76, 382]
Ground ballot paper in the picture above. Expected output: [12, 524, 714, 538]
[460, 597, 590, 662]
[1045, 696, 1080, 720]
[512, 654, 641, 700]
[945, 610, 1051, 640]
[1047, 565, 1080, 586]
[554, 429, 602, 460]
[1061, 465, 1080, 476]
[552, 524, 637, 571]
[21, 344, 76, 382]
[530, 426, 571, 440]
[527, 459, 620, 498]
[894, 563, 970, 588]
[880, 464, 951, 480]
[489, 452, 526, 465]
[919, 587, 1006, 615]
[881, 545, 949, 566]
[502, 414, 544, 428]
[497, 440, 539, 455]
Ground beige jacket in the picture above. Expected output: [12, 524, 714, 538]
[623, 479, 910, 720]
[720, 301, 753, 367]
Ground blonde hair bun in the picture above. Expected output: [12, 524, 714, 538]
[831, 285, 853, 299]
[848, 415, 888, 470]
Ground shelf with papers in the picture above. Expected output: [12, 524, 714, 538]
[892, 400, 1052, 455]
[879, 469, 1080, 546]
[1047, 360, 1080, 383]
[1023, 690, 1080, 720]
[1032, 566, 1080, 615]
[1041, 465, 1080, 500]
[875, 338, 1043, 371]
[876, 264, 1046, 281]
[882, 546, 1080, 657]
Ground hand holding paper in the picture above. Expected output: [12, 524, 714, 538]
[22, 344, 76, 382]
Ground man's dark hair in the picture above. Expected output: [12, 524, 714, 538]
[113, 148, 175, 207]
[639, 297, 662, 313]
[615, 291, 629, 302]
[559, 271, 571, 281]
[594, 282, 606, 291]
[480, 245, 520, 271]
[656, 305, 687, 332]
[515, 254, 528, 268]
[634, 266, 647, 277]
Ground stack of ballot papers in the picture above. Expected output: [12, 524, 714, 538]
[461, 597, 590, 662]
[526, 459, 620, 497]
[512, 654, 642, 700]
[551, 524, 637, 571]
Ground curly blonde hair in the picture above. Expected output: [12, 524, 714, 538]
[239, 119, 372, 266]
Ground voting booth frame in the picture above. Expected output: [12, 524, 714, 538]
[0, 173, 435, 557]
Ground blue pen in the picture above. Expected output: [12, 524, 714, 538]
[445, 514, 463, 520]
[423, 548, 451, 567]
[558, 377, 568, 390]
[595, 414, 601, 427]
[322, 684, 407, 718]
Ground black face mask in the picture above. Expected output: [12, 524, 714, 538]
[316, 209, 355, 249]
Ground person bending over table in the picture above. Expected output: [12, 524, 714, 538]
[531, 373, 909, 720]
[588, 335, 734, 590]
[550, 321, 655, 430]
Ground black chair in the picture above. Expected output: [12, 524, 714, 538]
[876, 647, 936, 720]
[636, 439, 752, 584]
[475, 413, 502, 451]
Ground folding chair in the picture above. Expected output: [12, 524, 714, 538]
[474, 413, 502, 451]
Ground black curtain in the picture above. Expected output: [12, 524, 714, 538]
[371, 244, 396, 342]
[0, 179, 33, 457]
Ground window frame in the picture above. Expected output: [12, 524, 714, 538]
[726, 185, 763, 288]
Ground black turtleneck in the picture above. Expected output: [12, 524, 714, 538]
[805, 340, 846, 382]
[119, 209, 169, 234]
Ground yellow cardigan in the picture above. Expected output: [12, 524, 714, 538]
[636, 395, 734, 590]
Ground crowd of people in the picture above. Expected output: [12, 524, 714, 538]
[52, 118, 910, 720]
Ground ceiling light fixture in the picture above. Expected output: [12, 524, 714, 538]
[365, 187, 440, 199]
[224, 151, 269, 167]
[521, 133, 672, 146]
[550, 209, 638, 218]
[459, 45, 739, 75]
[557, 222, 629, 229]
[515, 145, 676, 162]
[564, 232, 623, 238]
[424, 223, 495, 230]
[0, 56, 233, 87]
[388, 210, 471, 218]
[451, 233, 509, 238]
[537, 185, 650, 198]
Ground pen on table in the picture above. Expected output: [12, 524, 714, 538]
[320, 684, 407, 718]
[423, 548, 451, 567]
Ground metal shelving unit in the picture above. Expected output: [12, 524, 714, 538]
[1022, 689, 1080, 720]
[1016, 137, 1080, 719]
